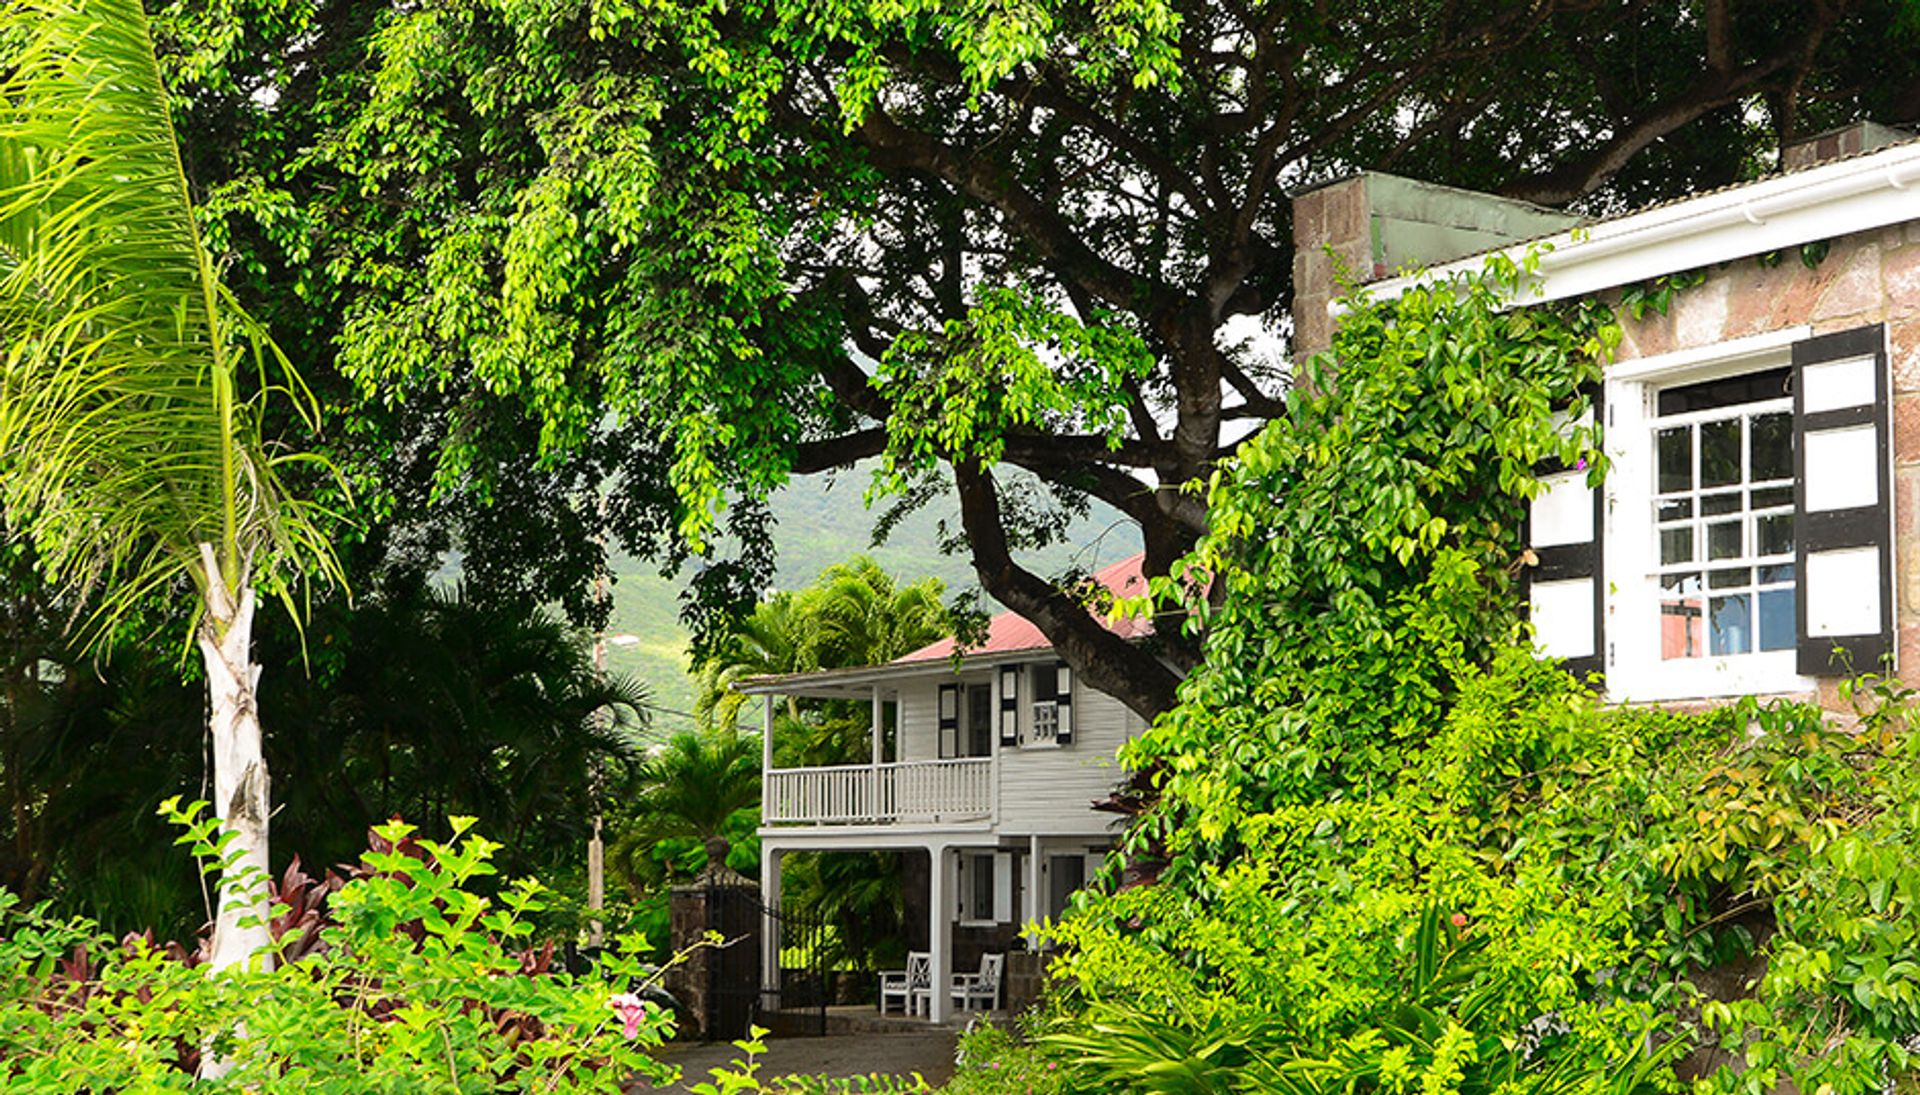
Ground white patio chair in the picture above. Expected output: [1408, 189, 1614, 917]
[950, 951, 1005, 1013]
[878, 951, 930, 1016]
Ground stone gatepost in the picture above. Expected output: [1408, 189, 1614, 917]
[666, 849, 761, 1042]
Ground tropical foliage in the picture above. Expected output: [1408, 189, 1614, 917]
[987, 256, 1920, 1095]
[0, 0, 343, 973]
[0, 576, 641, 941]
[138, 0, 1920, 725]
[611, 730, 764, 891]
[695, 556, 948, 755]
[0, 811, 681, 1092]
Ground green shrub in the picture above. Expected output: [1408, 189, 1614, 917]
[946, 1018, 1070, 1095]
[1042, 253, 1920, 1094]
[0, 809, 685, 1092]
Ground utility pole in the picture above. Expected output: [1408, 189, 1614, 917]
[587, 502, 609, 952]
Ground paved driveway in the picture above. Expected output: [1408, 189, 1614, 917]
[654, 1029, 960, 1090]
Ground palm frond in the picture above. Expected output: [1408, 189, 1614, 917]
[0, 0, 341, 641]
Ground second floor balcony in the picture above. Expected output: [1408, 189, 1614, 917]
[763, 757, 992, 827]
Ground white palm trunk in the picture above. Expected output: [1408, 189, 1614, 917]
[197, 544, 274, 974]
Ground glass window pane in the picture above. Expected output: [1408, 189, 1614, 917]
[1707, 520, 1742, 560]
[1661, 572, 1703, 595]
[1710, 594, 1753, 656]
[1709, 567, 1751, 590]
[1661, 577, 1704, 660]
[1660, 527, 1695, 566]
[1751, 486, 1793, 510]
[1658, 427, 1692, 494]
[1756, 513, 1794, 557]
[1659, 499, 1693, 522]
[1702, 492, 1742, 516]
[1759, 563, 1795, 584]
[1759, 588, 1796, 651]
[1751, 413, 1793, 481]
[1701, 420, 1743, 488]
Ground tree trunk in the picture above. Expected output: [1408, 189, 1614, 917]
[196, 543, 273, 974]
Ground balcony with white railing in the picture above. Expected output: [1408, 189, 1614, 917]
[762, 758, 992, 827]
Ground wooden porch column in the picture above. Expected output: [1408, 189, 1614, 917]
[927, 843, 953, 1023]
[762, 694, 773, 773]
[870, 686, 883, 767]
[1027, 834, 1043, 925]
[759, 845, 782, 1010]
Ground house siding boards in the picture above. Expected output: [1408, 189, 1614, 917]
[995, 685, 1138, 837]
[807, 669, 1133, 833]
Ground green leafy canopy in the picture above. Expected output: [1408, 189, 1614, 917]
[0, 0, 342, 643]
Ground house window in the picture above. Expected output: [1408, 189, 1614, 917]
[957, 852, 1012, 924]
[1651, 368, 1796, 659]
[939, 681, 996, 758]
[1046, 854, 1085, 921]
[1023, 663, 1073, 747]
[965, 683, 993, 757]
[1532, 324, 1893, 702]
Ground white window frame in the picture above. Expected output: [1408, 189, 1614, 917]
[956, 851, 1012, 926]
[1021, 663, 1069, 750]
[1603, 328, 1818, 702]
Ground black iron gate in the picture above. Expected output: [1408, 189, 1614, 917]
[704, 885, 832, 1040]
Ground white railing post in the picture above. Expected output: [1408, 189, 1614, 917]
[761, 759, 992, 826]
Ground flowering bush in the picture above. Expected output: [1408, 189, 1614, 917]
[945, 1018, 1068, 1095]
[0, 810, 680, 1092]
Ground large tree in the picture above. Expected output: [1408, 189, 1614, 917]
[156, 0, 1920, 719]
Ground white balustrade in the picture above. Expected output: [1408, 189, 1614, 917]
[763, 758, 992, 826]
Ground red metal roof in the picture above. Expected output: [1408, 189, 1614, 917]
[891, 552, 1152, 664]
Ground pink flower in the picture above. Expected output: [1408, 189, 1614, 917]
[1450, 912, 1470, 929]
[608, 992, 647, 1039]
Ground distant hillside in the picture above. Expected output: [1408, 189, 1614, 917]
[601, 465, 1140, 738]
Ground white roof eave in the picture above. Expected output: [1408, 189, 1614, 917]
[1352, 141, 1920, 313]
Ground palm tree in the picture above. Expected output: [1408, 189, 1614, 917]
[0, 0, 340, 976]
[612, 732, 762, 886]
[693, 557, 949, 738]
[267, 581, 648, 877]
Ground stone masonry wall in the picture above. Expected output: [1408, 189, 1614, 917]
[1607, 224, 1920, 703]
[1290, 176, 1380, 360]
[1291, 177, 1920, 712]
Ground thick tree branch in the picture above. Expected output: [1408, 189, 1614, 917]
[792, 429, 888, 474]
[1502, 31, 1832, 205]
[953, 462, 1182, 718]
[853, 107, 1178, 320]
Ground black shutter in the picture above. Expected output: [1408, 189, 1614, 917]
[937, 683, 959, 758]
[1793, 325, 1893, 676]
[1054, 662, 1074, 745]
[998, 665, 1020, 747]
[1525, 393, 1605, 683]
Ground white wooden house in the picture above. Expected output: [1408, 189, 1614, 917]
[740, 554, 1150, 1022]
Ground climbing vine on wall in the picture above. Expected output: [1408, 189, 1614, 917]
[1034, 251, 1920, 1095]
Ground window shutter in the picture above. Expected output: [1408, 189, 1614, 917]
[1526, 398, 1605, 682]
[937, 683, 959, 758]
[1054, 662, 1075, 745]
[1794, 325, 1893, 676]
[998, 665, 1020, 746]
[991, 853, 1013, 922]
